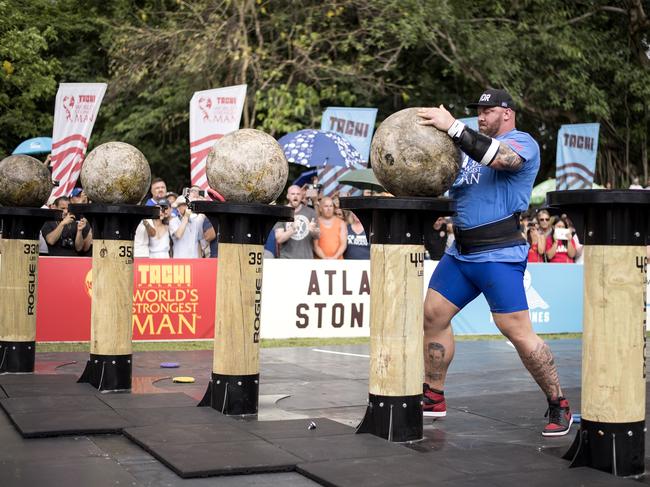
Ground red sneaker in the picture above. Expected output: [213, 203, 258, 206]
[423, 383, 446, 417]
[542, 397, 573, 436]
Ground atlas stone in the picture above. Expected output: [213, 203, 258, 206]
[0, 154, 53, 207]
[370, 108, 460, 197]
[80, 142, 151, 204]
[206, 129, 289, 204]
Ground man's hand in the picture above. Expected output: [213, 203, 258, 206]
[308, 218, 318, 233]
[77, 218, 87, 232]
[184, 208, 193, 219]
[416, 105, 456, 132]
[62, 214, 75, 226]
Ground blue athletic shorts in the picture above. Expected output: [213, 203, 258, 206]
[428, 253, 529, 313]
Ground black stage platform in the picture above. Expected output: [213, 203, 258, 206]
[0, 340, 647, 486]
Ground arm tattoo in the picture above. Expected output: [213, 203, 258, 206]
[491, 143, 524, 171]
[425, 342, 446, 382]
[520, 342, 561, 400]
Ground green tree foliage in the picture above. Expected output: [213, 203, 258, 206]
[1, 0, 648, 190]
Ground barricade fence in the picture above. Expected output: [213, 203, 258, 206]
[30, 257, 648, 341]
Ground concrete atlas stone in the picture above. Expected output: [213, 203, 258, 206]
[80, 142, 151, 204]
[0, 154, 53, 207]
[370, 108, 460, 196]
[206, 129, 289, 204]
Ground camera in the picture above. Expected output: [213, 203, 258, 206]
[553, 228, 571, 241]
[307, 184, 323, 190]
[182, 187, 206, 198]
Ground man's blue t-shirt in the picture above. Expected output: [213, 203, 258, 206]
[446, 128, 540, 263]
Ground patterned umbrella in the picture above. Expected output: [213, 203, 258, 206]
[278, 129, 365, 169]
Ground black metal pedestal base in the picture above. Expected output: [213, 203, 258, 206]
[77, 354, 132, 391]
[198, 373, 259, 416]
[356, 393, 423, 442]
[0, 341, 35, 373]
[564, 419, 645, 477]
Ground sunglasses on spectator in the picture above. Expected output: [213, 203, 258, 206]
[538, 217, 549, 221]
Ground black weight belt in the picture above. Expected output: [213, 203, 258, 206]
[454, 213, 526, 255]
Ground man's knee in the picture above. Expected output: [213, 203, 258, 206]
[493, 310, 537, 343]
[423, 290, 456, 332]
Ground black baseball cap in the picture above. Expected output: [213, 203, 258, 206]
[467, 88, 516, 110]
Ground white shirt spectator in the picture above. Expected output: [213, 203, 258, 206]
[169, 213, 205, 258]
[133, 221, 150, 257]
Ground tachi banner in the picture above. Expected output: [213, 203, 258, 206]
[555, 123, 600, 190]
[35, 257, 217, 341]
[189, 84, 247, 191]
[319, 107, 377, 197]
[49, 83, 107, 202]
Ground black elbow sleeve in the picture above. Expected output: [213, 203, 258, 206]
[453, 126, 500, 166]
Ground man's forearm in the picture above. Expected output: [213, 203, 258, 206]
[74, 230, 84, 251]
[45, 223, 65, 245]
[447, 119, 523, 171]
[275, 228, 294, 244]
[174, 219, 189, 239]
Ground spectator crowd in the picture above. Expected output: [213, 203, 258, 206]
[32, 176, 610, 264]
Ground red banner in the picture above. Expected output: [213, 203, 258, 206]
[36, 257, 217, 341]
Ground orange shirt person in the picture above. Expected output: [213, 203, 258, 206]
[313, 197, 347, 259]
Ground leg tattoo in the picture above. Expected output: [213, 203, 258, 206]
[425, 342, 446, 383]
[520, 342, 561, 400]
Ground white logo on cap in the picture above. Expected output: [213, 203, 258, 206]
[479, 94, 491, 102]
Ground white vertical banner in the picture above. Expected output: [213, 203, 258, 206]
[49, 83, 107, 202]
[189, 84, 247, 190]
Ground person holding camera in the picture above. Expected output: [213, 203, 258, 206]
[545, 217, 577, 263]
[169, 196, 205, 258]
[41, 196, 90, 256]
[526, 222, 546, 262]
[147, 199, 172, 258]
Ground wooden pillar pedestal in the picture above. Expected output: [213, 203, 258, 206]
[194, 202, 292, 416]
[340, 197, 455, 442]
[547, 190, 650, 477]
[0, 208, 60, 373]
[73, 204, 158, 391]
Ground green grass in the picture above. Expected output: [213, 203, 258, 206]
[35, 333, 585, 353]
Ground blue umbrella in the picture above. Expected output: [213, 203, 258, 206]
[13, 137, 52, 155]
[278, 129, 365, 169]
[293, 168, 318, 187]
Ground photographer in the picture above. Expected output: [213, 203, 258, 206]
[41, 196, 90, 256]
[169, 196, 205, 258]
[147, 199, 172, 258]
[526, 221, 546, 262]
[545, 217, 577, 263]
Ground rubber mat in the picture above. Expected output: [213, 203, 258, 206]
[126, 439, 302, 478]
[0, 374, 98, 398]
[97, 392, 196, 409]
[0, 394, 108, 415]
[272, 433, 417, 463]
[8, 408, 129, 438]
[237, 417, 354, 441]
[1, 381, 97, 398]
[0, 374, 79, 386]
[0, 393, 130, 437]
[123, 421, 259, 446]
[114, 405, 230, 427]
